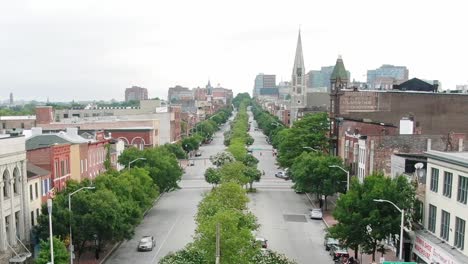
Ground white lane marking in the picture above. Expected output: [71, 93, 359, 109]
[151, 214, 182, 263]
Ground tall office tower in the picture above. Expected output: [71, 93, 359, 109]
[367, 64, 409, 90]
[125, 86, 149, 102]
[253, 74, 277, 98]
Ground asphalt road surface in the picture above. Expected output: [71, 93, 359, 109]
[107, 112, 333, 264]
[247, 111, 333, 264]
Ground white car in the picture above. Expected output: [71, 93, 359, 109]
[275, 171, 289, 180]
[255, 237, 268, 249]
[137, 236, 155, 251]
[310, 208, 323, 219]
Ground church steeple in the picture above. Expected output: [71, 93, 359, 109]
[292, 30, 305, 78]
[290, 29, 306, 124]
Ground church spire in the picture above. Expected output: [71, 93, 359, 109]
[292, 30, 305, 76]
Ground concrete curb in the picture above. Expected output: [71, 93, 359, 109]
[305, 193, 330, 228]
[100, 193, 164, 264]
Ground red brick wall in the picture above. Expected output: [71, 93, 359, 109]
[339, 91, 468, 135]
[35, 106, 54, 124]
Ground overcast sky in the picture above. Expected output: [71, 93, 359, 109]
[1, 0, 467, 102]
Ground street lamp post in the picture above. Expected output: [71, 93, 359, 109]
[302, 146, 318, 152]
[329, 165, 350, 192]
[128, 158, 146, 169]
[47, 198, 54, 264]
[373, 199, 405, 261]
[68, 187, 95, 264]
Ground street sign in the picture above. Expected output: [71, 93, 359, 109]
[383, 261, 418, 264]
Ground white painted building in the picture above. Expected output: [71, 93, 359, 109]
[0, 135, 31, 262]
[415, 150, 468, 264]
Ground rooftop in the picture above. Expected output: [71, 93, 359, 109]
[27, 162, 50, 178]
[0, 115, 36, 120]
[425, 150, 468, 167]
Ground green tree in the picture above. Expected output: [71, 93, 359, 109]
[277, 113, 329, 168]
[219, 161, 249, 186]
[162, 143, 188, 159]
[36, 237, 70, 264]
[244, 166, 261, 191]
[329, 173, 416, 260]
[204, 167, 221, 187]
[210, 151, 235, 167]
[158, 245, 205, 264]
[243, 154, 259, 167]
[253, 250, 298, 264]
[290, 152, 345, 208]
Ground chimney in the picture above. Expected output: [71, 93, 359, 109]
[35, 106, 54, 124]
[31, 127, 43, 136]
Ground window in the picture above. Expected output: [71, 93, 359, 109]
[35, 182, 38, 198]
[36, 208, 40, 218]
[443, 171, 453, 198]
[29, 185, 33, 201]
[440, 210, 450, 241]
[428, 204, 437, 233]
[54, 160, 59, 177]
[430, 168, 439, 192]
[455, 217, 466, 250]
[2, 122, 5, 129]
[457, 175, 468, 204]
[31, 211, 34, 226]
[21, 123, 24, 129]
[61, 160, 65, 176]
[80, 160, 83, 173]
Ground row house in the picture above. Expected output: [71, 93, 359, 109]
[0, 135, 31, 263]
[26, 163, 51, 228]
[25, 128, 110, 187]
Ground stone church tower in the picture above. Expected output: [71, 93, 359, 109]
[290, 30, 306, 125]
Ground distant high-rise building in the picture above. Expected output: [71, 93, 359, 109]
[290, 30, 307, 124]
[277, 81, 291, 100]
[9, 92, 13, 105]
[125, 86, 148, 102]
[307, 66, 350, 92]
[367, 64, 409, 90]
[253, 74, 277, 98]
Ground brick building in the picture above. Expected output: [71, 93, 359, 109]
[26, 143, 71, 192]
[337, 90, 468, 135]
[0, 116, 36, 134]
[340, 118, 467, 180]
[125, 86, 148, 102]
[26, 163, 51, 227]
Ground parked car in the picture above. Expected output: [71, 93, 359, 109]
[247, 148, 253, 154]
[329, 244, 349, 261]
[195, 151, 202, 157]
[310, 208, 323, 219]
[255, 237, 268, 249]
[137, 236, 155, 251]
[324, 237, 339, 251]
[189, 160, 195, 166]
[275, 171, 289, 180]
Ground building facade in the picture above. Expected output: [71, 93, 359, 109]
[414, 150, 468, 264]
[125, 86, 148, 102]
[253, 74, 277, 98]
[0, 136, 30, 258]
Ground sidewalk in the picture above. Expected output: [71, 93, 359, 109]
[305, 193, 400, 264]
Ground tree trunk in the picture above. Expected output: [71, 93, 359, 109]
[325, 195, 328, 211]
[249, 182, 253, 190]
[372, 243, 377, 261]
[354, 246, 359, 259]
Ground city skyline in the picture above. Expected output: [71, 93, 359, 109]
[1, 0, 467, 101]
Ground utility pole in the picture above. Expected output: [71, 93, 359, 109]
[215, 223, 220, 264]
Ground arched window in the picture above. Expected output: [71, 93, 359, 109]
[13, 167, 20, 195]
[3, 170, 10, 198]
